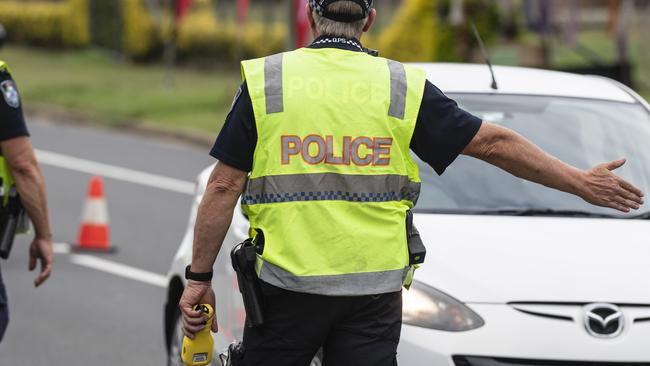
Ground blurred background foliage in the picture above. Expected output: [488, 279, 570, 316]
[435, 0, 500, 62]
[0, 0, 647, 138]
[377, 0, 438, 62]
[0, 0, 89, 47]
[0, 0, 288, 61]
[0, 0, 497, 62]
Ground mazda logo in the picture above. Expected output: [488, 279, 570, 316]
[583, 303, 624, 338]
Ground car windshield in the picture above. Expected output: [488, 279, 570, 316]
[414, 94, 650, 218]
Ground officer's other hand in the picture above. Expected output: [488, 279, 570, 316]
[581, 158, 645, 212]
[179, 280, 218, 339]
[29, 236, 53, 287]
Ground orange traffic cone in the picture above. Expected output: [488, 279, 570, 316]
[75, 176, 114, 252]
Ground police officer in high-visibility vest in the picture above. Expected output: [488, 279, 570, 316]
[0, 60, 54, 342]
[179, 1, 644, 364]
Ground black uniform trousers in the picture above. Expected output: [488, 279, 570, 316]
[239, 281, 402, 366]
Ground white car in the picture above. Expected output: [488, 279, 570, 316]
[165, 63, 650, 365]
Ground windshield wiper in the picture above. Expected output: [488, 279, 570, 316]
[414, 208, 617, 218]
[485, 209, 617, 218]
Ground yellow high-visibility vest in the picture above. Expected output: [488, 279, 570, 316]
[241, 48, 426, 296]
[0, 60, 15, 206]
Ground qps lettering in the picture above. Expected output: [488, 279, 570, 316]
[281, 135, 392, 166]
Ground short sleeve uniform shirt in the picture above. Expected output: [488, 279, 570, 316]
[0, 66, 30, 143]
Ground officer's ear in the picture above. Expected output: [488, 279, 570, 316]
[363, 9, 376, 33]
[306, 4, 318, 37]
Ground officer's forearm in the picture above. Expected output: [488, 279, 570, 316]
[0, 138, 52, 239]
[191, 162, 247, 274]
[12, 163, 51, 239]
[191, 190, 234, 273]
[463, 122, 585, 197]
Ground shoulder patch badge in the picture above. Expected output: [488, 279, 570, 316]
[1, 80, 21, 109]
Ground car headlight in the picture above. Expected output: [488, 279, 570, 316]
[402, 281, 484, 331]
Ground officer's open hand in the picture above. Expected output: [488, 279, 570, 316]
[29, 236, 53, 287]
[179, 280, 218, 339]
[580, 158, 645, 212]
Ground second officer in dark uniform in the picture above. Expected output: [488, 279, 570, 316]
[0, 60, 54, 342]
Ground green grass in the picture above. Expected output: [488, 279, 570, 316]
[0, 46, 242, 134]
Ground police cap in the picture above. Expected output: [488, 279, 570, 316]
[309, 0, 373, 23]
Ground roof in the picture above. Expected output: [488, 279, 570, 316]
[408, 63, 637, 103]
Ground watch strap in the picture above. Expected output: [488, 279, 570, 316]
[185, 265, 213, 282]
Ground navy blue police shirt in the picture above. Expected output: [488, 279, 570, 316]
[0, 68, 30, 143]
[210, 37, 482, 175]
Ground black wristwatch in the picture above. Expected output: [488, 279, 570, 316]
[185, 265, 213, 282]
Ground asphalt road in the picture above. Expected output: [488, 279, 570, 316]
[0, 119, 215, 364]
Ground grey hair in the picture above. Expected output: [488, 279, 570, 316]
[312, 1, 368, 39]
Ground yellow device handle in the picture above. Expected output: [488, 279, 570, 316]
[181, 304, 215, 366]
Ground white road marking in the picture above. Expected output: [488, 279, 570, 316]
[53, 242, 71, 254]
[35, 149, 195, 195]
[70, 254, 167, 288]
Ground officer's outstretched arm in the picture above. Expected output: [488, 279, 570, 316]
[462, 121, 644, 213]
[179, 161, 247, 337]
[0, 136, 53, 286]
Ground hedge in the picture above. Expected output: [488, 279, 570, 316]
[89, 0, 123, 50]
[122, 1, 286, 62]
[0, 0, 90, 48]
[377, 0, 438, 62]
[177, 12, 286, 61]
[121, 0, 161, 59]
[2, 0, 487, 64]
[0, 0, 284, 61]
[374, 0, 501, 63]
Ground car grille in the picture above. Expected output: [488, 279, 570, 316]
[453, 356, 650, 366]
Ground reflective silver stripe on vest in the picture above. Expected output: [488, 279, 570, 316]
[387, 60, 407, 119]
[265, 53, 284, 114]
[242, 173, 420, 205]
[259, 260, 409, 296]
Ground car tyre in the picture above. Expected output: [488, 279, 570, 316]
[167, 309, 185, 366]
